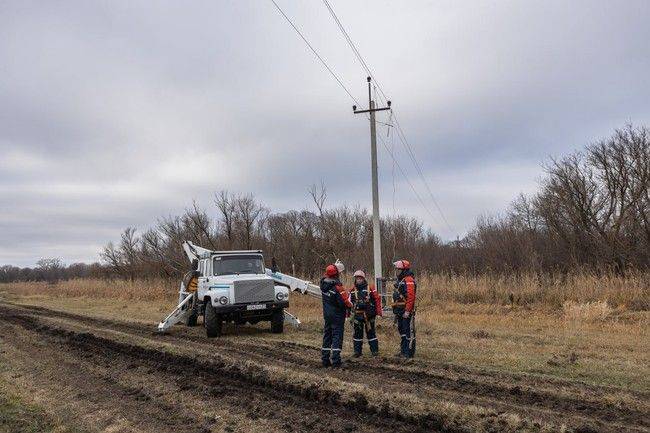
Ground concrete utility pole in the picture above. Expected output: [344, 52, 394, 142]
[353, 77, 391, 305]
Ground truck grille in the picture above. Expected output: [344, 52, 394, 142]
[233, 279, 275, 304]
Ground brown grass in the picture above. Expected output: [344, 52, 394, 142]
[562, 300, 613, 322]
[417, 272, 649, 310]
[0, 278, 176, 302]
[2, 272, 647, 310]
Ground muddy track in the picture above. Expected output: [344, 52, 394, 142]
[1, 310, 428, 433]
[237, 340, 649, 431]
[1, 303, 648, 433]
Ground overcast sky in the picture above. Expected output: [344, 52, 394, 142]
[1, 0, 649, 266]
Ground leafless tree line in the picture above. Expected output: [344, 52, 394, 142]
[462, 124, 649, 275]
[2, 125, 647, 283]
[0, 259, 104, 284]
[97, 186, 441, 280]
[97, 124, 650, 278]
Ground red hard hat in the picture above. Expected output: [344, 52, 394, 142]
[393, 259, 411, 270]
[325, 264, 339, 277]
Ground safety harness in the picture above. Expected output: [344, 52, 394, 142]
[352, 285, 374, 333]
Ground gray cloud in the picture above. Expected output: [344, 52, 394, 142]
[1, 0, 649, 266]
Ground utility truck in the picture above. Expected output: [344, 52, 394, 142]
[158, 241, 322, 337]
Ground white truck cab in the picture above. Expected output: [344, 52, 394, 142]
[196, 251, 289, 309]
[176, 243, 288, 337]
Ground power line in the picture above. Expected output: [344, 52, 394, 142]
[270, 0, 359, 105]
[269, 0, 445, 230]
[321, 0, 389, 103]
[321, 0, 454, 233]
[392, 115, 453, 231]
[376, 131, 439, 223]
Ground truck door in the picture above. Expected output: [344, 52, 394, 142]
[198, 259, 209, 294]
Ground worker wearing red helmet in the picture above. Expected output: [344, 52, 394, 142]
[392, 259, 417, 358]
[320, 261, 353, 368]
[350, 270, 382, 357]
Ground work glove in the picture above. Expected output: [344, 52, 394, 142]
[403, 311, 410, 319]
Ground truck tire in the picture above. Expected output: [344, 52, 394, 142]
[270, 308, 284, 334]
[204, 301, 222, 338]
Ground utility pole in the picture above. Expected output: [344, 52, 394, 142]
[353, 77, 391, 305]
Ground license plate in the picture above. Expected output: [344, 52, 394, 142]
[246, 304, 266, 311]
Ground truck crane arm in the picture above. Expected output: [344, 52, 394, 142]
[265, 268, 322, 298]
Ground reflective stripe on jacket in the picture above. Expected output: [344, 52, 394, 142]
[393, 270, 417, 313]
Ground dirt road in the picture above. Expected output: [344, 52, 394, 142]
[0, 302, 647, 433]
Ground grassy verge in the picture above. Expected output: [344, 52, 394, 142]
[0, 378, 55, 433]
[0, 397, 51, 433]
[0, 336, 88, 433]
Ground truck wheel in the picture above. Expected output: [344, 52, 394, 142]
[204, 301, 222, 338]
[270, 308, 284, 334]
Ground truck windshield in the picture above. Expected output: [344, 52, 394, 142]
[213, 255, 265, 276]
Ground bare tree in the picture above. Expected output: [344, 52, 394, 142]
[183, 201, 218, 250]
[36, 257, 63, 284]
[215, 190, 237, 249]
[235, 193, 268, 250]
[309, 181, 327, 216]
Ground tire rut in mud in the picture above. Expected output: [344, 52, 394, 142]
[3, 303, 648, 433]
[0, 309, 446, 433]
[225, 337, 649, 432]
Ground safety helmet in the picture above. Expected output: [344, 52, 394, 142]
[353, 270, 366, 279]
[325, 264, 338, 277]
[393, 259, 411, 270]
[334, 260, 345, 274]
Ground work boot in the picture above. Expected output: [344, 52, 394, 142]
[321, 361, 332, 368]
[371, 351, 379, 357]
[353, 353, 362, 358]
[331, 361, 346, 369]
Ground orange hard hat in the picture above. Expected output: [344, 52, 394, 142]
[325, 264, 339, 277]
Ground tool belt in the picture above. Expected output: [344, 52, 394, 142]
[391, 301, 406, 308]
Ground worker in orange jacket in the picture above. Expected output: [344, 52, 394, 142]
[350, 270, 382, 357]
[320, 261, 353, 368]
[392, 260, 417, 358]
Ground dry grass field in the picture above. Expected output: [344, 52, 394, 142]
[0, 273, 648, 432]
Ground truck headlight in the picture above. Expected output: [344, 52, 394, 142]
[219, 296, 229, 305]
[276, 292, 286, 301]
